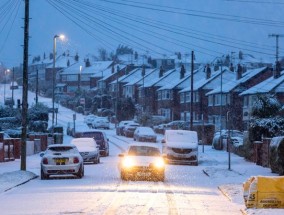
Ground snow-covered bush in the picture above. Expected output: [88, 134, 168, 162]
[250, 95, 284, 139]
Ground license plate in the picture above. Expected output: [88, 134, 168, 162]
[137, 172, 151, 177]
[54, 158, 68, 163]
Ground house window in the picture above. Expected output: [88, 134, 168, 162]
[214, 94, 221, 106]
[221, 94, 226, 105]
[180, 112, 185, 120]
[67, 75, 77, 81]
[158, 91, 161, 100]
[180, 93, 184, 103]
[243, 96, 249, 107]
[194, 92, 199, 103]
[185, 92, 190, 102]
[208, 95, 213, 106]
[160, 108, 171, 120]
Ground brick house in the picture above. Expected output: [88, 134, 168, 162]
[206, 66, 273, 131]
[155, 67, 204, 121]
[179, 66, 235, 123]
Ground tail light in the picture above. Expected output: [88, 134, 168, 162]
[73, 157, 80, 164]
[42, 158, 48, 165]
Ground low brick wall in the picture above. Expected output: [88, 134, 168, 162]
[253, 138, 272, 168]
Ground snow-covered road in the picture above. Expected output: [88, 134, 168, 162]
[0, 86, 283, 214]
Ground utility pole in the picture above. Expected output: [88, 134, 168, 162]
[269, 34, 284, 62]
[190, 51, 194, 130]
[35, 69, 38, 105]
[21, 0, 30, 171]
[115, 65, 119, 127]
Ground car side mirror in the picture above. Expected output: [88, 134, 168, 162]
[118, 153, 124, 157]
[161, 139, 166, 144]
[40, 152, 45, 157]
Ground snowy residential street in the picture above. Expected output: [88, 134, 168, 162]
[0, 87, 283, 215]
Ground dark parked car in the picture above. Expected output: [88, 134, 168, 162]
[116, 120, 135, 136]
[123, 123, 140, 137]
[74, 131, 110, 156]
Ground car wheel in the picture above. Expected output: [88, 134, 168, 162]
[76, 165, 84, 178]
[192, 161, 198, 166]
[41, 169, 48, 180]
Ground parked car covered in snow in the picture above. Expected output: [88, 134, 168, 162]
[74, 131, 110, 156]
[70, 138, 100, 164]
[212, 130, 243, 150]
[91, 117, 110, 129]
[84, 114, 97, 126]
[162, 130, 198, 165]
[133, 126, 157, 142]
[40, 144, 84, 180]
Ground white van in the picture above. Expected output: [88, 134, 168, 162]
[162, 130, 198, 165]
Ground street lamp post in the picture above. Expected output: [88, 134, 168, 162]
[4, 69, 10, 105]
[52, 34, 65, 132]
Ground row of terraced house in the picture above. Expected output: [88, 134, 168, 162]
[27, 53, 284, 131]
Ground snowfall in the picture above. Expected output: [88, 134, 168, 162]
[0, 85, 283, 215]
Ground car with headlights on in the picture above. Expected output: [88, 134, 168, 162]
[40, 144, 84, 180]
[133, 126, 157, 142]
[118, 144, 165, 181]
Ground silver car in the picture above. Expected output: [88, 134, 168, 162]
[40, 144, 84, 180]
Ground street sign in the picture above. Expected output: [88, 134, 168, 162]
[80, 98, 85, 105]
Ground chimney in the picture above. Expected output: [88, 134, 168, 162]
[111, 64, 114, 74]
[206, 64, 211, 79]
[236, 64, 243, 80]
[180, 65, 185, 79]
[159, 66, 164, 78]
[274, 61, 281, 78]
[230, 63, 234, 72]
[85, 58, 90, 67]
[74, 53, 79, 62]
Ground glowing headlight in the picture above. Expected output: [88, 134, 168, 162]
[154, 158, 165, 168]
[122, 156, 135, 168]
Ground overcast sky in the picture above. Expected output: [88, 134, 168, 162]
[1, 0, 284, 67]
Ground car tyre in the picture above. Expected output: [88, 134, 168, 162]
[41, 169, 48, 180]
[76, 165, 84, 178]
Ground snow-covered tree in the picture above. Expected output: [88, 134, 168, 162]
[250, 94, 284, 138]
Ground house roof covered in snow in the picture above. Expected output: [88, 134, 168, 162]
[240, 70, 284, 96]
[124, 68, 157, 87]
[157, 67, 205, 91]
[206, 67, 268, 95]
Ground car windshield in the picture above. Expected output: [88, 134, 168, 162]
[128, 146, 160, 156]
[167, 132, 191, 142]
[46, 146, 76, 154]
[79, 132, 103, 140]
